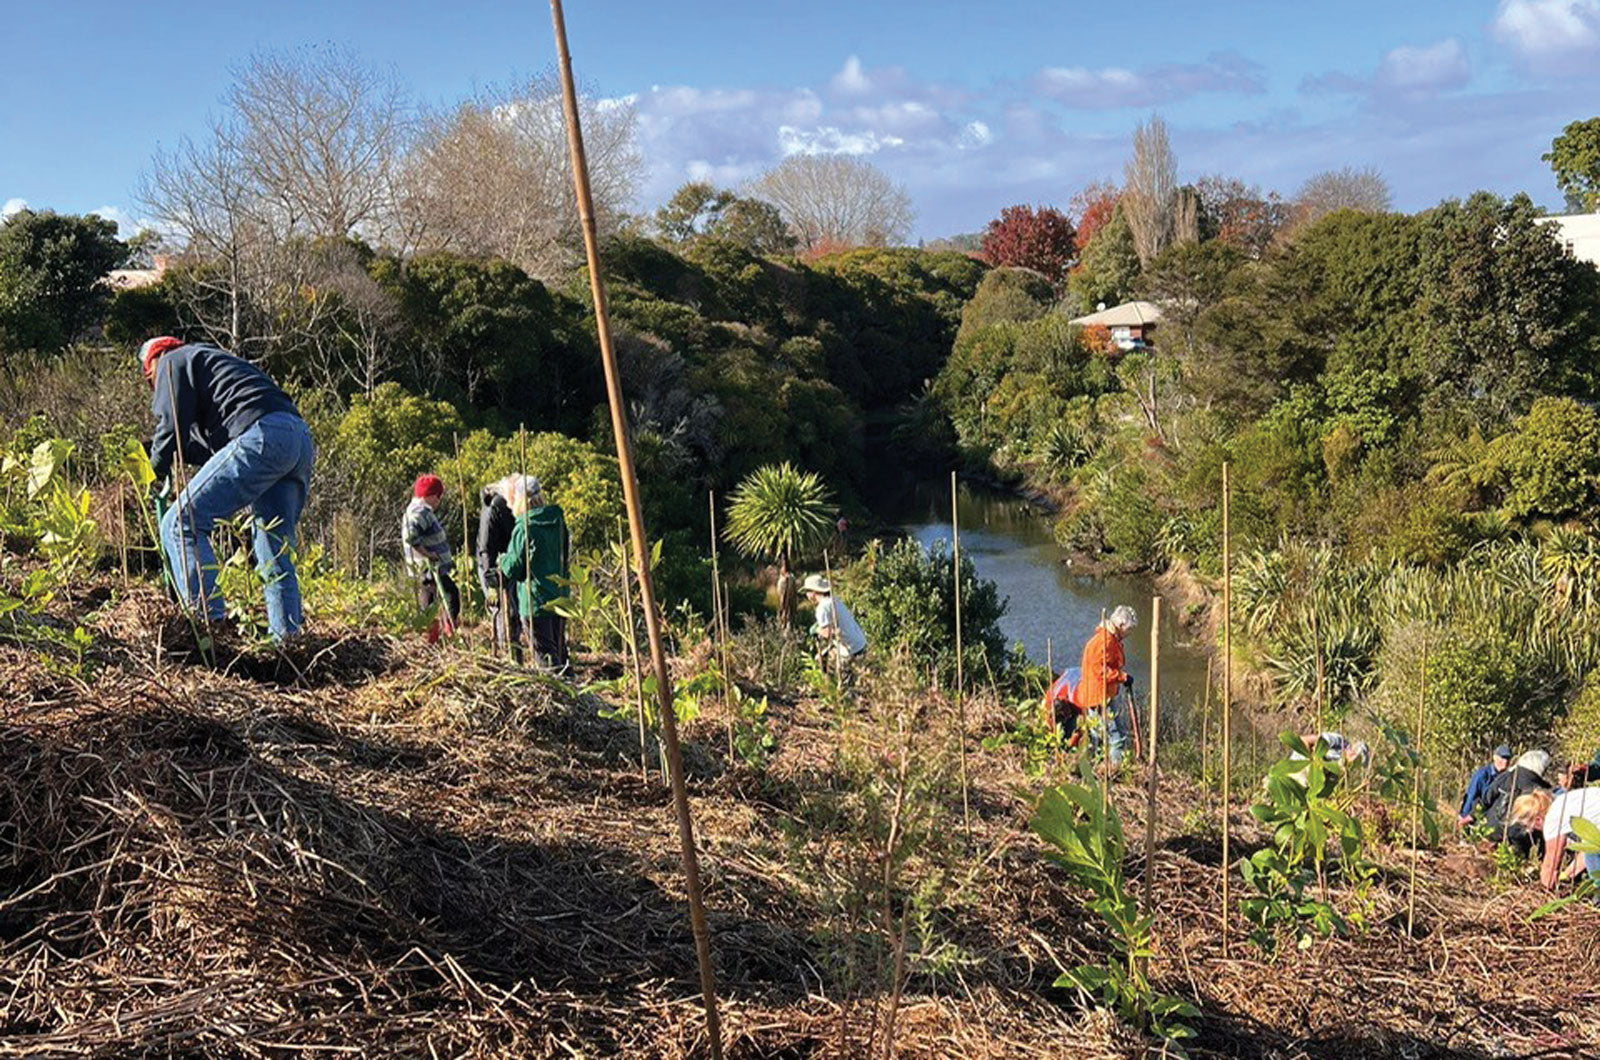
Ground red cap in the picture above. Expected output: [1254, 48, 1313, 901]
[140, 336, 184, 380]
[413, 474, 444, 499]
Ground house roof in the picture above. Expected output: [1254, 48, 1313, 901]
[1068, 300, 1162, 328]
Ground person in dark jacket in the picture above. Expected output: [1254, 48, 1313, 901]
[1459, 744, 1512, 826]
[476, 475, 523, 658]
[142, 337, 315, 641]
[1483, 751, 1553, 857]
[499, 476, 570, 670]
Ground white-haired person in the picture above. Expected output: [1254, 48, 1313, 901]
[1072, 605, 1138, 765]
[498, 475, 570, 671]
[477, 473, 536, 660]
[803, 574, 867, 674]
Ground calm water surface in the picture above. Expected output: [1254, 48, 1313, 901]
[893, 482, 1213, 716]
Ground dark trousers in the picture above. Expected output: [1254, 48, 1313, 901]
[417, 569, 461, 624]
[530, 614, 567, 669]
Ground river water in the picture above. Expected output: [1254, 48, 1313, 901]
[894, 482, 1213, 715]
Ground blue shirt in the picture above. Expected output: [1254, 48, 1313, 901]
[1460, 763, 1500, 817]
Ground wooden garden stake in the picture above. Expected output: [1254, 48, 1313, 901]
[1407, 643, 1428, 938]
[1221, 461, 1233, 955]
[952, 470, 971, 844]
[709, 490, 733, 758]
[1143, 594, 1163, 910]
[617, 517, 648, 783]
[549, 3, 723, 1050]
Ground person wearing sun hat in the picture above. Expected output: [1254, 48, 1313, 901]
[803, 573, 867, 672]
[140, 336, 314, 641]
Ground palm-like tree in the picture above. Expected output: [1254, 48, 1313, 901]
[725, 462, 837, 624]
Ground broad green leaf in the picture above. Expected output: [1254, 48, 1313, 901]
[27, 439, 74, 499]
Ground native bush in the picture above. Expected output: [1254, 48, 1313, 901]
[846, 537, 1008, 686]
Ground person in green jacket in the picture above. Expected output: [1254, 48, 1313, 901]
[499, 475, 571, 670]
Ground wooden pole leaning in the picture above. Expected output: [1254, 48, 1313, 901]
[548, 3, 722, 1052]
[617, 517, 649, 783]
[951, 470, 971, 844]
[1221, 461, 1233, 956]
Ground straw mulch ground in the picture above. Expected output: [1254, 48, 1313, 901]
[1, 582, 1595, 1058]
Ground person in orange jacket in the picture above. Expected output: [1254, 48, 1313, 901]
[1072, 605, 1138, 763]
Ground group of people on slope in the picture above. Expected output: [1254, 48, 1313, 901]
[1458, 744, 1600, 890]
[137, 335, 569, 667]
[400, 471, 570, 667]
[1045, 605, 1140, 764]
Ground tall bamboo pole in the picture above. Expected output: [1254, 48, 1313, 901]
[709, 491, 733, 757]
[549, 4, 722, 1051]
[951, 471, 971, 843]
[617, 517, 648, 783]
[1407, 643, 1427, 938]
[453, 432, 472, 641]
[518, 426, 535, 656]
[1143, 594, 1163, 909]
[1221, 461, 1232, 955]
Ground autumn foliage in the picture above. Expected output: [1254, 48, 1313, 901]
[979, 205, 1077, 285]
[1070, 182, 1120, 253]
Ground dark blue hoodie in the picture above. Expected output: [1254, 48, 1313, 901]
[148, 344, 299, 483]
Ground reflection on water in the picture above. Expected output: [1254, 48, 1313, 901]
[893, 482, 1213, 715]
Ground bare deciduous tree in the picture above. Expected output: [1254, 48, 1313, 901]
[227, 46, 411, 242]
[399, 76, 640, 280]
[140, 46, 411, 370]
[1293, 166, 1393, 229]
[1123, 115, 1178, 266]
[748, 155, 914, 251]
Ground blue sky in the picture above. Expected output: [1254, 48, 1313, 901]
[3, 0, 1597, 239]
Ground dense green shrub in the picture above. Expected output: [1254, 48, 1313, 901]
[845, 537, 1008, 683]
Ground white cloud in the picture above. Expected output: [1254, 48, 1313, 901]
[2, 197, 27, 218]
[961, 121, 992, 148]
[778, 126, 904, 156]
[830, 56, 873, 96]
[1303, 38, 1470, 98]
[90, 204, 153, 238]
[1032, 53, 1264, 109]
[1375, 38, 1470, 93]
[1492, 0, 1600, 67]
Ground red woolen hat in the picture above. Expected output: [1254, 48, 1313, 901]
[413, 474, 445, 499]
[140, 336, 184, 380]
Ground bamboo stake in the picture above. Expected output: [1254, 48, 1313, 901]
[1100, 606, 1109, 816]
[453, 432, 471, 638]
[1221, 461, 1233, 956]
[1407, 642, 1427, 938]
[1143, 594, 1163, 910]
[518, 425, 535, 661]
[548, 5, 722, 1051]
[618, 517, 648, 783]
[951, 471, 971, 844]
[709, 491, 733, 758]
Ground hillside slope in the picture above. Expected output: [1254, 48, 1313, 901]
[1, 582, 1596, 1058]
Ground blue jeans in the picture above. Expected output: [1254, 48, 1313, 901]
[1586, 852, 1600, 881]
[161, 412, 315, 639]
[1088, 703, 1132, 765]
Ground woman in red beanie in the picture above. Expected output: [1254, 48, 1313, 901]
[401, 474, 459, 640]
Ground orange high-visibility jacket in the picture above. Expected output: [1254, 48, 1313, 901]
[1072, 627, 1128, 709]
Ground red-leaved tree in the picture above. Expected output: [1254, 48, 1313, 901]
[979, 205, 1077, 285]
[1070, 182, 1120, 253]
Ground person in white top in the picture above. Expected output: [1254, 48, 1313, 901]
[803, 574, 867, 668]
[1529, 785, 1600, 890]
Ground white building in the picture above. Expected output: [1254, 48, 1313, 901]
[1541, 213, 1600, 268]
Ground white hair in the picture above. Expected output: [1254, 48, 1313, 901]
[1109, 605, 1138, 631]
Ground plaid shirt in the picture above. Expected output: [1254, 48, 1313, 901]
[401, 497, 452, 573]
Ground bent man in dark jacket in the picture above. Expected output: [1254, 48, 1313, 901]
[143, 337, 315, 640]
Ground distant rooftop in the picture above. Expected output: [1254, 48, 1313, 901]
[1068, 300, 1162, 328]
